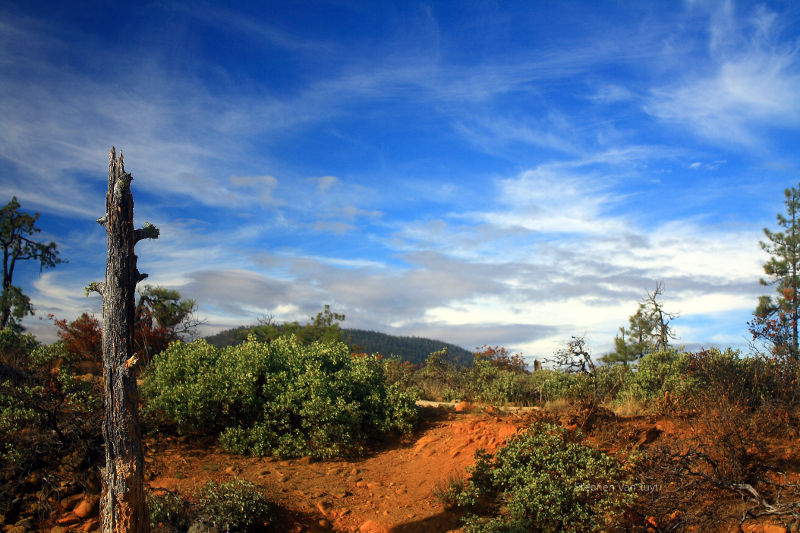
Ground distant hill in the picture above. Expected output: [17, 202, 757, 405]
[344, 328, 473, 366]
[204, 325, 474, 366]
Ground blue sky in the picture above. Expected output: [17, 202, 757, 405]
[2, 0, 800, 361]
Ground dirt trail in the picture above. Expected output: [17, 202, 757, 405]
[147, 406, 523, 532]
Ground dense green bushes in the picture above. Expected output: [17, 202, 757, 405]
[148, 479, 271, 532]
[141, 335, 419, 458]
[404, 346, 800, 415]
[449, 422, 634, 532]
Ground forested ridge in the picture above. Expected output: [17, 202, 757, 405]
[204, 325, 474, 366]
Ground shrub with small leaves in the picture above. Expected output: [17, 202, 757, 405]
[198, 479, 272, 532]
[454, 422, 634, 532]
[142, 335, 419, 458]
[147, 490, 189, 531]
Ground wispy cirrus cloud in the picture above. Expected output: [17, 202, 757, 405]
[647, 3, 800, 146]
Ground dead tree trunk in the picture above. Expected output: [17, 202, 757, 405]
[91, 148, 158, 532]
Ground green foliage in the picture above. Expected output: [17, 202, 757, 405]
[0, 197, 64, 330]
[142, 335, 419, 458]
[751, 184, 800, 359]
[433, 471, 467, 508]
[453, 423, 634, 532]
[347, 330, 473, 366]
[604, 283, 677, 365]
[147, 490, 189, 531]
[205, 323, 474, 365]
[0, 327, 38, 368]
[0, 328, 101, 509]
[615, 349, 693, 412]
[137, 285, 198, 333]
[198, 479, 272, 532]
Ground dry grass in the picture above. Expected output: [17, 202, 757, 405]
[543, 397, 572, 414]
[609, 397, 649, 417]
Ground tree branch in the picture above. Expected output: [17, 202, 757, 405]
[134, 222, 159, 244]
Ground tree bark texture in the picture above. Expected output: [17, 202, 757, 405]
[99, 148, 156, 532]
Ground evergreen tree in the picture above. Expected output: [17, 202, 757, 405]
[604, 283, 676, 365]
[750, 184, 800, 360]
[0, 197, 64, 330]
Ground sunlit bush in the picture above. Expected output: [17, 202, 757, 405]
[453, 422, 634, 532]
[142, 335, 419, 458]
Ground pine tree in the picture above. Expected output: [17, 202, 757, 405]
[604, 283, 676, 365]
[0, 197, 64, 330]
[750, 184, 800, 360]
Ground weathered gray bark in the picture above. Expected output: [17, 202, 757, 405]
[93, 148, 158, 532]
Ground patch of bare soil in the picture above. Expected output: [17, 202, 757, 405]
[33, 403, 800, 532]
[145, 406, 521, 533]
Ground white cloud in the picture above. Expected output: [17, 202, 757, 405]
[230, 175, 280, 206]
[647, 4, 800, 145]
[482, 165, 626, 235]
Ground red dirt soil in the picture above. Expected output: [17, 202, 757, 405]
[146, 406, 520, 533]
[44, 404, 800, 533]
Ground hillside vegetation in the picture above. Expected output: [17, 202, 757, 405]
[205, 325, 473, 366]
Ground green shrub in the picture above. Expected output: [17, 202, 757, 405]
[147, 490, 188, 531]
[198, 479, 271, 532]
[0, 336, 100, 468]
[615, 349, 694, 412]
[453, 422, 634, 532]
[142, 335, 419, 458]
[527, 369, 591, 404]
[433, 470, 467, 508]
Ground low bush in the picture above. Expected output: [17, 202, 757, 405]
[615, 349, 694, 413]
[147, 490, 189, 531]
[0, 329, 102, 519]
[142, 335, 419, 458]
[198, 479, 272, 533]
[452, 422, 634, 532]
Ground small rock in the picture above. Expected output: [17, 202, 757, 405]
[454, 401, 473, 412]
[298, 456, 313, 465]
[317, 519, 331, 529]
[359, 520, 389, 533]
[316, 501, 333, 515]
[50, 527, 67, 533]
[81, 518, 99, 532]
[763, 525, 790, 533]
[279, 460, 291, 466]
[57, 516, 80, 526]
[350, 468, 359, 475]
[224, 466, 238, 475]
[332, 491, 349, 498]
[73, 494, 100, 519]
